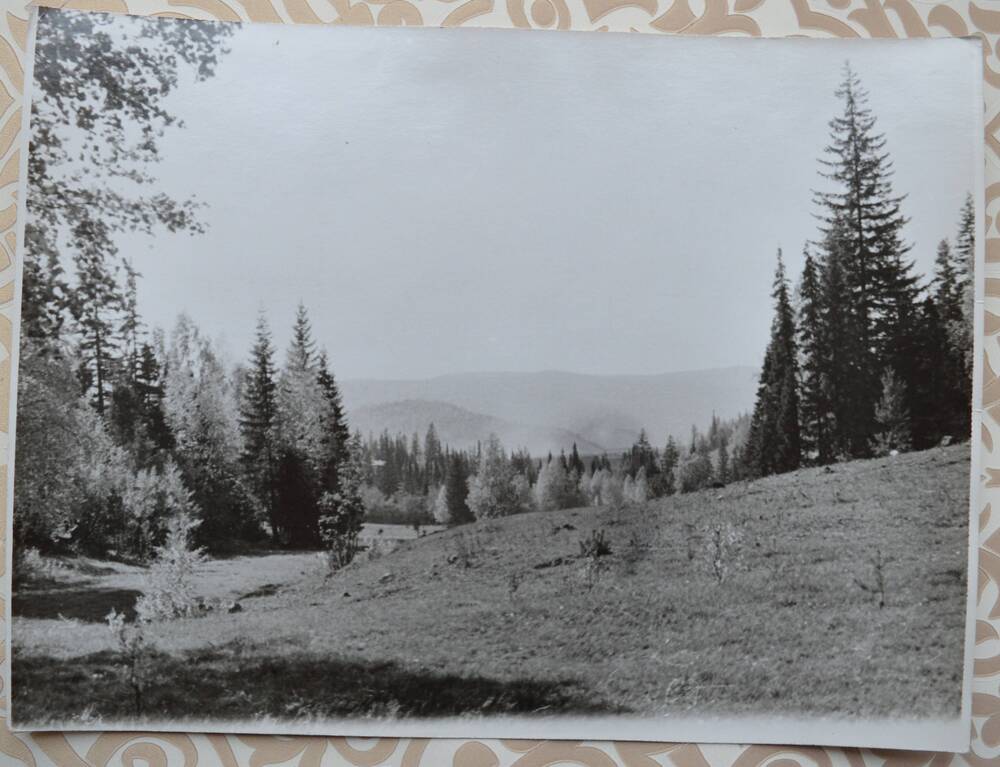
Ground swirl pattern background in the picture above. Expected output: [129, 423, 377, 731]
[0, 0, 998, 764]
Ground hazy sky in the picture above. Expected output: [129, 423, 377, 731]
[91, 20, 980, 380]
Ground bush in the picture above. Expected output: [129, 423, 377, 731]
[134, 511, 206, 622]
[579, 529, 612, 590]
[704, 519, 742, 584]
[579, 528, 612, 558]
[319, 490, 364, 571]
[106, 607, 149, 715]
[13, 547, 62, 587]
[678, 452, 713, 493]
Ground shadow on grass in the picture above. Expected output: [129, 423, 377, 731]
[12, 586, 142, 622]
[13, 640, 623, 724]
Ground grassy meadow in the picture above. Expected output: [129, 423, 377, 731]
[12, 444, 970, 726]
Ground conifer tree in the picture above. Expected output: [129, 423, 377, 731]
[659, 436, 680, 496]
[69, 220, 122, 415]
[316, 348, 352, 495]
[746, 250, 800, 477]
[813, 63, 912, 455]
[287, 302, 316, 372]
[931, 233, 972, 441]
[135, 341, 172, 454]
[274, 303, 326, 545]
[445, 452, 473, 524]
[872, 369, 911, 455]
[568, 443, 585, 476]
[933, 239, 962, 328]
[105, 260, 148, 453]
[120, 259, 143, 383]
[910, 296, 952, 447]
[797, 249, 834, 463]
[818, 221, 871, 457]
[240, 312, 280, 540]
[952, 194, 976, 405]
[424, 423, 443, 485]
[21, 225, 67, 344]
[716, 436, 730, 486]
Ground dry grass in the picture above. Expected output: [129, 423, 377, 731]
[12, 444, 970, 725]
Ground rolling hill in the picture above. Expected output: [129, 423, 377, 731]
[340, 367, 758, 453]
[349, 399, 606, 454]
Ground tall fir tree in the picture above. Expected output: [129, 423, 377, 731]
[797, 249, 834, 463]
[746, 250, 800, 477]
[240, 312, 280, 541]
[933, 239, 963, 328]
[910, 296, 953, 447]
[952, 194, 976, 415]
[659, 436, 680, 496]
[444, 452, 473, 525]
[316, 348, 352, 496]
[930, 235, 971, 440]
[813, 63, 912, 456]
[21, 225, 67, 345]
[275, 304, 324, 547]
[872, 368, 912, 455]
[69, 220, 122, 415]
[135, 341, 172, 455]
[424, 423, 443, 486]
[288, 302, 316, 373]
[120, 258, 143, 383]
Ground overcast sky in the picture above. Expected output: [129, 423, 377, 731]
[94, 20, 980, 380]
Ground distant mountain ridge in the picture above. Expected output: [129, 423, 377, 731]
[349, 399, 606, 455]
[341, 367, 758, 455]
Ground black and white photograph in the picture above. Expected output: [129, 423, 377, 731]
[9, 7, 982, 750]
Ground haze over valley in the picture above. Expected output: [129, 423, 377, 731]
[341, 366, 759, 454]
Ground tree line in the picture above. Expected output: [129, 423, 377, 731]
[348, 411, 749, 528]
[17, 285, 367, 559]
[743, 65, 974, 478]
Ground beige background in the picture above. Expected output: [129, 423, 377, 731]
[0, 0, 997, 764]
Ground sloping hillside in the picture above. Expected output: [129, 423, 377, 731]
[340, 367, 758, 451]
[13, 444, 970, 725]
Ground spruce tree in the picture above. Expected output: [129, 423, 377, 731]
[120, 258, 143, 383]
[931, 234, 971, 441]
[424, 423, 443, 485]
[952, 194, 976, 409]
[933, 239, 962, 327]
[136, 341, 172, 454]
[659, 436, 680, 496]
[814, 63, 912, 455]
[275, 303, 326, 545]
[240, 312, 280, 541]
[21, 225, 67, 345]
[69, 220, 122, 415]
[746, 250, 800, 477]
[288, 301, 316, 373]
[445, 452, 473, 525]
[568, 443, 585, 476]
[797, 249, 834, 463]
[818, 221, 869, 457]
[880, 248, 922, 430]
[910, 296, 952, 447]
[716, 435, 730, 486]
[872, 369, 911, 455]
[316, 348, 352, 495]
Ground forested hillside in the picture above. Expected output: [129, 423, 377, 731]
[743, 66, 974, 478]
